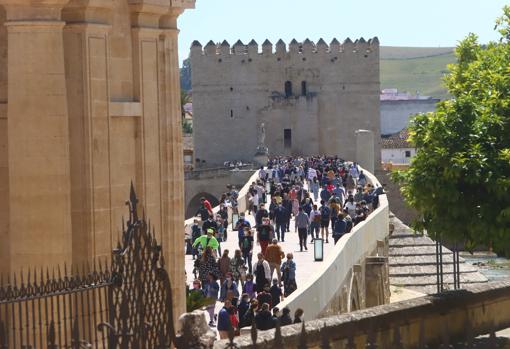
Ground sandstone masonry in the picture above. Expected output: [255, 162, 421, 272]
[0, 0, 194, 319]
[190, 38, 381, 166]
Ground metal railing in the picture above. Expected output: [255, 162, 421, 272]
[0, 184, 180, 349]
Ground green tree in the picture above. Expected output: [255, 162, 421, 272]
[393, 7, 510, 254]
[180, 58, 192, 91]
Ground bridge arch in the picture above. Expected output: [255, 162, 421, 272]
[186, 192, 220, 219]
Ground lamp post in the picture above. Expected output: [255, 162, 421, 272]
[314, 238, 324, 261]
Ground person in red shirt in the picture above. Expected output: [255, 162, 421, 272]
[201, 197, 214, 216]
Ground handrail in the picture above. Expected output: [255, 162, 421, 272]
[275, 166, 389, 319]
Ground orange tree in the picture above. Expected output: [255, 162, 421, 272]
[393, 7, 510, 254]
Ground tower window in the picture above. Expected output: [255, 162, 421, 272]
[284, 129, 292, 149]
[284, 81, 292, 98]
[230, 110, 233, 118]
[301, 81, 307, 96]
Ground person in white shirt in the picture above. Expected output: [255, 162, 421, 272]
[343, 195, 357, 218]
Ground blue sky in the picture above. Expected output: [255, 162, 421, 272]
[177, 0, 509, 65]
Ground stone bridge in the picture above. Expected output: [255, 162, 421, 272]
[184, 165, 256, 218]
[184, 165, 391, 323]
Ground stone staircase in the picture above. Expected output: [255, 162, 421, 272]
[389, 215, 488, 294]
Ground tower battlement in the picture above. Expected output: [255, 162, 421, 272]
[190, 37, 379, 57]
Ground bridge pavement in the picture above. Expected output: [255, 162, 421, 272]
[184, 188, 338, 317]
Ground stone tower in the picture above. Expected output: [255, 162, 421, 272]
[0, 0, 194, 316]
[190, 37, 381, 167]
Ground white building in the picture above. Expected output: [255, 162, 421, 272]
[380, 89, 439, 136]
[381, 128, 416, 165]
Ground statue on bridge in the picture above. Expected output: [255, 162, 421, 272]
[254, 122, 269, 166]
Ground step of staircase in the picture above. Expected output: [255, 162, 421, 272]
[389, 254, 465, 266]
[389, 245, 453, 256]
[391, 272, 488, 287]
[390, 263, 480, 277]
[388, 215, 488, 293]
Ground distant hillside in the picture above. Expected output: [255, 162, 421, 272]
[380, 46, 456, 100]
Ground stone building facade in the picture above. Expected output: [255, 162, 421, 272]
[190, 38, 381, 166]
[0, 0, 194, 316]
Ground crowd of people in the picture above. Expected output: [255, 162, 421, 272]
[185, 156, 385, 337]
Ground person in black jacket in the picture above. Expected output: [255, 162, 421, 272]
[255, 204, 269, 227]
[281, 194, 293, 232]
[279, 307, 292, 326]
[273, 203, 288, 242]
[255, 303, 275, 330]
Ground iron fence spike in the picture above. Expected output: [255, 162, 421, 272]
[273, 319, 283, 348]
[320, 321, 331, 349]
[298, 321, 308, 349]
[0, 320, 6, 348]
[251, 318, 258, 348]
[393, 326, 403, 349]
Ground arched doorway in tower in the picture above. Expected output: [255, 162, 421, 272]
[186, 192, 220, 219]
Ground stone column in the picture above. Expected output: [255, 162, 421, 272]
[365, 256, 390, 307]
[62, 0, 113, 266]
[355, 129, 375, 173]
[160, 7, 187, 323]
[129, 1, 187, 321]
[3, 0, 73, 273]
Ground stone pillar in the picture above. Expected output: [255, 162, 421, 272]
[129, 1, 188, 322]
[160, 8, 187, 323]
[365, 256, 390, 307]
[355, 129, 375, 174]
[62, 0, 113, 265]
[3, 1, 72, 273]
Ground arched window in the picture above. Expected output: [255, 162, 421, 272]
[284, 81, 293, 97]
[301, 81, 307, 96]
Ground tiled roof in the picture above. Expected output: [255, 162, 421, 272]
[381, 128, 412, 149]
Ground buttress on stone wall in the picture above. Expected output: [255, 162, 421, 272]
[0, 0, 194, 317]
[190, 38, 381, 167]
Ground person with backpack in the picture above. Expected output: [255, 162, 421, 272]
[295, 207, 310, 252]
[332, 212, 347, 244]
[273, 202, 288, 242]
[320, 185, 331, 205]
[329, 198, 341, 233]
[240, 227, 254, 273]
[192, 229, 220, 256]
[256, 217, 274, 255]
[309, 204, 321, 241]
[235, 212, 251, 249]
[319, 200, 331, 243]
[281, 253, 297, 296]
[253, 253, 271, 293]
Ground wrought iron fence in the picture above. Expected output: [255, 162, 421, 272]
[0, 184, 179, 349]
[0, 263, 112, 348]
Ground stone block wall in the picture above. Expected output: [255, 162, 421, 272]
[0, 0, 194, 320]
[190, 38, 381, 167]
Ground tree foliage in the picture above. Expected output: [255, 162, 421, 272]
[180, 58, 192, 92]
[393, 6, 510, 254]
